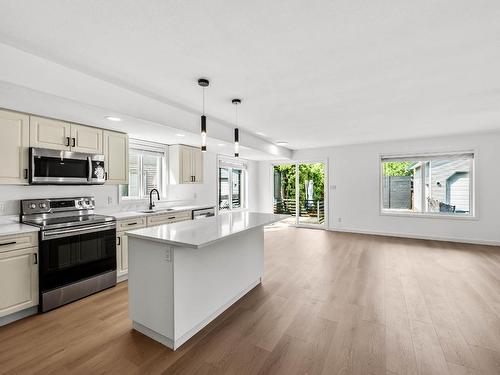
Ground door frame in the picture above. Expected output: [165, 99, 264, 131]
[271, 158, 329, 229]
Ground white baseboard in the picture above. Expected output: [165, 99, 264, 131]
[0, 306, 38, 327]
[132, 278, 261, 351]
[328, 227, 500, 247]
[174, 278, 261, 350]
[117, 273, 128, 283]
[133, 321, 174, 349]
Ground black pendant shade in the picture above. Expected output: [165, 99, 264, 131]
[198, 78, 209, 152]
[234, 128, 239, 157]
[201, 115, 207, 152]
[232, 98, 241, 158]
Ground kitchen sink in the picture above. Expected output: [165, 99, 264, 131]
[139, 208, 176, 214]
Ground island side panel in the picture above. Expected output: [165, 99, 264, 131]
[173, 226, 264, 347]
[128, 237, 175, 346]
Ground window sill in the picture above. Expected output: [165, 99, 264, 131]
[380, 210, 478, 221]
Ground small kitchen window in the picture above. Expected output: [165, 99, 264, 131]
[120, 139, 168, 199]
[218, 157, 247, 212]
[380, 152, 475, 217]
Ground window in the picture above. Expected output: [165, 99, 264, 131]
[218, 157, 247, 211]
[120, 139, 167, 199]
[381, 152, 474, 216]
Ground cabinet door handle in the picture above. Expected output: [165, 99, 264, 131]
[168, 216, 176, 220]
[72, 138, 76, 147]
[24, 168, 28, 179]
[117, 237, 121, 246]
[33, 253, 38, 264]
[0, 241, 16, 247]
[66, 137, 70, 146]
[105, 172, 108, 180]
[127, 222, 138, 226]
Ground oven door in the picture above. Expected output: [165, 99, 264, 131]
[39, 223, 116, 293]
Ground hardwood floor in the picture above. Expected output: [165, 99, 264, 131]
[1, 227, 500, 374]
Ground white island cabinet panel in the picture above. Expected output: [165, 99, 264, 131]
[127, 212, 284, 350]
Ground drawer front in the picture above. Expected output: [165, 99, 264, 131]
[147, 211, 191, 227]
[117, 217, 147, 231]
[0, 232, 38, 253]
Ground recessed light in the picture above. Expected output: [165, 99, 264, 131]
[217, 143, 226, 147]
[175, 133, 185, 137]
[256, 132, 266, 136]
[105, 116, 122, 122]
[276, 141, 288, 146]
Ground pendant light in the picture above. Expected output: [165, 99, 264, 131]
[198, 78, 209, 152]
[232, 98, 241, 157]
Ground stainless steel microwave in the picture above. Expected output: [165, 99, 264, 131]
[29, 148, 106, 185]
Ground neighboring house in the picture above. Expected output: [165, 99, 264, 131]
[409, 160, 470, 213]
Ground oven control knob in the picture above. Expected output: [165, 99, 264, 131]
[30, 203, 37, 209]
[39, 202, 47, 209]
[77, 201, 83, 206]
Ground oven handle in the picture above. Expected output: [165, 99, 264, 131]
[42, 222, 116, 241]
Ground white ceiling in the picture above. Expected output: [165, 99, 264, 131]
[0, 0, 499, 149]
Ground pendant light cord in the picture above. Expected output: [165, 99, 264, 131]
[235, 101, 239, 127]
[202, 87, 205, 115]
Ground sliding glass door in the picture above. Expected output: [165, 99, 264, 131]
[273, 164, 296, 224]
[273, 162, 326, 227]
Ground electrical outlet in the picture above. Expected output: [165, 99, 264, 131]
[0, 201, 5, 214]
[338, 217, 342, 223]
[165, 249, 171, 262]
[107, 196, 113, 205]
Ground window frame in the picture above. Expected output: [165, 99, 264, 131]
[379, 150, 477, 220]
[120, 139, 168, 201]
[217, 156, 248, 213]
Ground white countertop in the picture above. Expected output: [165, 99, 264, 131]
[0, 223, 39, 236]
[126, 212, 287, 248]
[96, 204, 215, 221]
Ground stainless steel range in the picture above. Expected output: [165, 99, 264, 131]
[21, 197, 117, 312]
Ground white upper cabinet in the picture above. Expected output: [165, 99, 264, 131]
[169, 145, 204, 184]
[193, 147, 204, 183]
[103, 130, 129, 184]
[70, 124, 103, 154]
[30, 116, 103, 154]
[30, 116, 72, 151]
[0, 109, 30, 184]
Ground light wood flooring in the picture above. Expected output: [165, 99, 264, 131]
[1, 227, 500, 374]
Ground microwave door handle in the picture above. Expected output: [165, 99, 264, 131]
[87, 157, 92, 182]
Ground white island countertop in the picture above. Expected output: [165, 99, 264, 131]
[126, 212, 286, 248]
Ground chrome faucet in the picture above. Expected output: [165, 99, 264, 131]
[149, 189, 160, 210]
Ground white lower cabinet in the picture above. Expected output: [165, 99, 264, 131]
[0, 242, 38, 318]
[116, 232, 129, 279]
[116, 211, 192, 282]
[146, 210, 191, 226]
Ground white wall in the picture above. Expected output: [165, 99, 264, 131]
[258, 131, 500, 245]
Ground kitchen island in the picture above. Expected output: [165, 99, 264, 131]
[126, 211, 285, 350]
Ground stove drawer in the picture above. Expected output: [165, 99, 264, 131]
[117, 217, 147, 231]
[0, 232, 38, 253]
